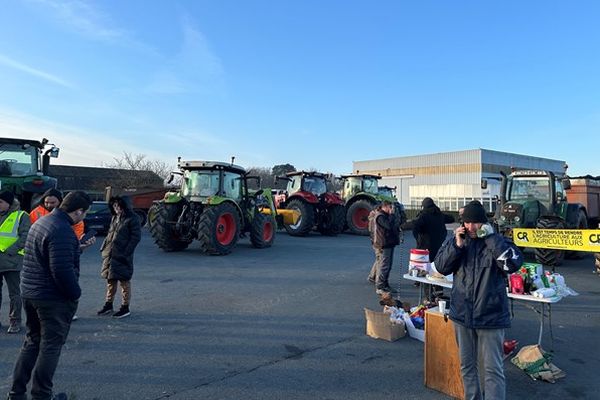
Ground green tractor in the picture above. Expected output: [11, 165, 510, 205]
[340, 174, 406, 236]
[0, 137, 60, 211]
[491, 169, 588, 266]
[148, 159, 277, 255]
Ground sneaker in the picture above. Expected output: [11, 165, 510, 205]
[97, 302, 114, 316]
[7, 322, 21, 334]
[113, 305, 130, 319]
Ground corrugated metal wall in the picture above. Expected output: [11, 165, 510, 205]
[354, 149, 565, 210]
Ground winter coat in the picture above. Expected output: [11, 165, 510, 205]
[402, 204, 454, 260]
[434, 233, 523, 329]
[0, 199, 31, 273]
[100, 207, 141, 281]
[369, 209, 400, 249]
[20, 208, 81, 301]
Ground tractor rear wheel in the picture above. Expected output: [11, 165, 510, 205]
[318, 204, 345, 236]
[566, 211, 588, 259]
[250, 211, 276, 248]
[148, 202, 192, 252]
[198, 202, 240, 255]
[534, 217, 565, 267]
[283, 199, 314, 236]
[346, 199, 375, 236]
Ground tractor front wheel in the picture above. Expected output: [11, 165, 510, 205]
[283, 199, 315, 236]
[534, 218, 565, 267]
[198, 203, 240, 255]
[250, 211, 276, 248]
[148, 202, 192, 252]
[346, 199, 375, 236]
[318, 205, 345, 236]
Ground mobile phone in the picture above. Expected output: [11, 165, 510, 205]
[459, 223, 466, 239]
[80, 229, 97, 243]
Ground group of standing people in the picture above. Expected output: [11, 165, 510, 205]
[0, 187, 141, 400]
[367, 197, 526, 399]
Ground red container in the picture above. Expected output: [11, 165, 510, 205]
[509, 274, 524, 294]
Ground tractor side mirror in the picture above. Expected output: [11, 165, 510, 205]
[561, 178, 571, 190]
[49, 146, 59, 158]
[481, 179, 488, 190]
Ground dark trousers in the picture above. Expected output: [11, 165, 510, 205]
[9, 298, 78, 400]
[0, 271, 22, 324]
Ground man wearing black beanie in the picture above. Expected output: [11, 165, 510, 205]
[8, 191, 91, 400]
[435, 200, 524, 400]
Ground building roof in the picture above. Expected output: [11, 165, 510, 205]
[48, 164, 164, 192]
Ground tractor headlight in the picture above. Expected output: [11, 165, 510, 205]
[514, 216, 521, 223]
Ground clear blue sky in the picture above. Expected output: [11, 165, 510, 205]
[1, 1, 598, 176]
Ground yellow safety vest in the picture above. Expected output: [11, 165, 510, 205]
[0, 210, 26, 256]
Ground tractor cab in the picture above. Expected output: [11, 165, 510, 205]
[0, 137, 59, 211]
[497, 170, 569, 230]
[284, 171, 328, 199]
[179, 161, 244, 202]
[378, 185, 397, 201]
[340, 174, 380, 200]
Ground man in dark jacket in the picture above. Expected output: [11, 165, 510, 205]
[8, 191, 91, 400]
[97, 196, 141, 318]
[402, 197, 454, 261]
[435, 200, 523, 400]
[367, 201, 400, 295]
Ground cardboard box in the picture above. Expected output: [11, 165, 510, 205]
[364, 308, 406, 342]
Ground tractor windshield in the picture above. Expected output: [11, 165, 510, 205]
[507, 177, 551, 204]
[363, 177, 379, 194]
[344, 177, 362, 197]
[0, 143, 38, 177]
[303, 176, 327, 196]
[182, 170, 220, 197]
[379, 188, 394, 198]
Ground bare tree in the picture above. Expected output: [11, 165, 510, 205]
[104, 152, 174, 188]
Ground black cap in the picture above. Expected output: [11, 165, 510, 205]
[462, 200, 487, 223]
[0, 190, 14, 205]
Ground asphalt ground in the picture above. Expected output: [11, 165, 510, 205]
[1, 228, 599, 400]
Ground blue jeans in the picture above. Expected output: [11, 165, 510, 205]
[454, 323, 505, 400]
[9, 298, 78, 400]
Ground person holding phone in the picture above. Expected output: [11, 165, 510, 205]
[97, 196, 141, 318]
[435, 200, 523, 400]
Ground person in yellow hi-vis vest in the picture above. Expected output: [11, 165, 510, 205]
[0, 190, 31, 334]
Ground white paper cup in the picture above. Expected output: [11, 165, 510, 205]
[438, 300, 447, 314]
[410, 269, 418, 277]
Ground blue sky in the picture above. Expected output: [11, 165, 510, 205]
[1, 0, 599, 176]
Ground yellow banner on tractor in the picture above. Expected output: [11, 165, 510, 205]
[513, 228, 600, 252]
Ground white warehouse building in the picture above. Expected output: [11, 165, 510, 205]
[353, 149, 566, 212]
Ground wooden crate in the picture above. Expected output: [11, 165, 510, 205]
[424, 308, 465, 399]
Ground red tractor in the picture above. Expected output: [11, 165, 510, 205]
[275, 171, 345, 236]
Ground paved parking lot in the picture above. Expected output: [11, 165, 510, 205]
[1, 228, 599, 399]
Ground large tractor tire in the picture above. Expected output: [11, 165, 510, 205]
[318, 204, 346, 236]
[198, 202, 240, 255]
[346, 199, 375, 236]
[283, 199, 315, 236]
[566, 211, 588, 260]
[250, 211, 276, 248]
[534, 218, 565, 267]
[148, 202, 192, 252]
